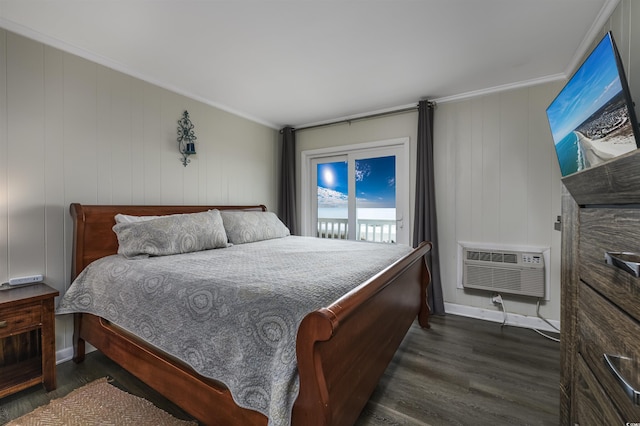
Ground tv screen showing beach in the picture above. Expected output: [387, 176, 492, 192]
[546, 32, 639, 177]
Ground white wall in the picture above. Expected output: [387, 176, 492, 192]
[435, 84, 564, 327]
[0, 29, 279, 355]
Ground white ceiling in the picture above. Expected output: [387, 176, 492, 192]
[0, 0, 616, 129]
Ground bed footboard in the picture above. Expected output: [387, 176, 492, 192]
[293, 241, 432, 426]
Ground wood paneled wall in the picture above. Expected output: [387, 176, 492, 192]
[434, 83, 564, 321]
[0, 30, 279, 353]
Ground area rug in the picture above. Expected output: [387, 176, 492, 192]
[6, 377, 197, 426]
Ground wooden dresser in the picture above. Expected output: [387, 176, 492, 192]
[561, 149, 640, 425]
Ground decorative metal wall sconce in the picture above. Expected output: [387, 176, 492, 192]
[177, 110, 197, 166]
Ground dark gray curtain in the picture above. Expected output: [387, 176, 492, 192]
[278, 126, 297, 234]
[413, 100, 444, 315]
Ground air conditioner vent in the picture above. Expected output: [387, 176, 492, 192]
[462, 247, 545, 298]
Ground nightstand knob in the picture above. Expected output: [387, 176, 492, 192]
[0, 320, 7, 328]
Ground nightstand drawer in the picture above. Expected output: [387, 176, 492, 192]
[0, 304, 42, 338]
[577, 282, 640, 420]
[579, 207, 640, 324]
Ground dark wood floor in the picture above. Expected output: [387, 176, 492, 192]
[0, 314, 560, 425]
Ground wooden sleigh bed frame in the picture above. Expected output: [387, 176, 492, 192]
[69, 203, 432, 426]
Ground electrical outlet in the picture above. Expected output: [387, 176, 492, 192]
[491, 294, 503, 305]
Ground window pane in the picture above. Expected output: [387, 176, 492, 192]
[355, 156, 396, 243]
[317, 161, 348, 239]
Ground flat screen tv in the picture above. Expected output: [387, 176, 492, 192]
[546, 31, 640, 177]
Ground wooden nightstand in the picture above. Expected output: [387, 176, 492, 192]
[0, 283, 59, 398]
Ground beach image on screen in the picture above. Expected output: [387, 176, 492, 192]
[546, 34, 638, 176]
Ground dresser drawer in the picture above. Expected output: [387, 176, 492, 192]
[0, 304, 42, 338]
[579, 207, 640, 323]
[577, 282, 640, 420]
[575, 355, 625, 426]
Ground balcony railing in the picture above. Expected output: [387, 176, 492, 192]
[357, 219, 397, 243]
[317, 218, 397, 243]
[317, 218, 348, 239]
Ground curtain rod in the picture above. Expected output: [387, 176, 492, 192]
[292, 103, 431, 132]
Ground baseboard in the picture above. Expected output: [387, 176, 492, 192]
[56, 343, 97, 365]
[444, 302, 561, 333]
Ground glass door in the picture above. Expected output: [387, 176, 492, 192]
[311, 145, 408, 244]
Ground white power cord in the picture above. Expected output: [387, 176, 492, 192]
[491, 293, 507, 326]
[536, 299, 560, 332]
[491, 293, 560, 343]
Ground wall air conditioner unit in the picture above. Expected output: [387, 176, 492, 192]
[463, 247, 545, 298]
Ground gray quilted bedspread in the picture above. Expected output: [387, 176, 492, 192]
[56, 236, 412, 425]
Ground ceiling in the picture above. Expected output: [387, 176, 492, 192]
[0, 0, 616, 129]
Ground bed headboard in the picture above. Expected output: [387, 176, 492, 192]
[69, 203, 267, 280]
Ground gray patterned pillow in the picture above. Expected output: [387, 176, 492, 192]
[220, 211, 290, 244]
[113, 210, 228, 258]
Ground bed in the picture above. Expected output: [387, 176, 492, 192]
[59, 203, 432, 426]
